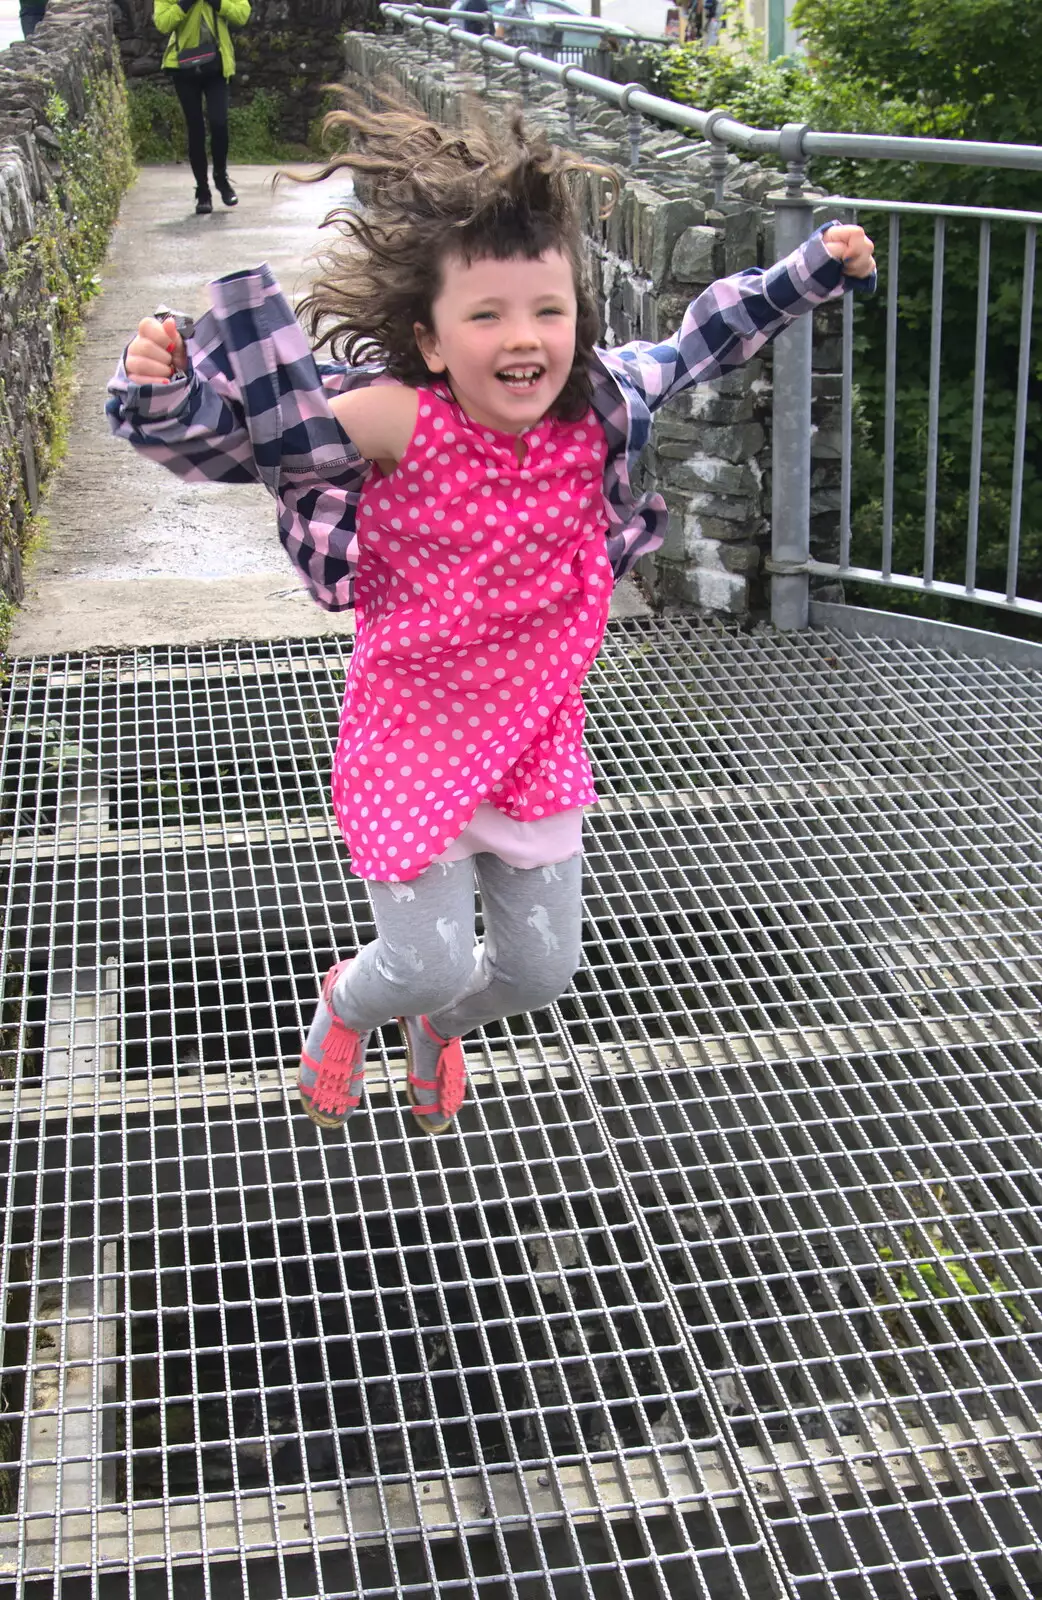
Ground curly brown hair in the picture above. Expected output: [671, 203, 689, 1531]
[283, 90, 619, 422]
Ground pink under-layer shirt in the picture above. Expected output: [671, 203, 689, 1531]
[330, 382, 612, 882]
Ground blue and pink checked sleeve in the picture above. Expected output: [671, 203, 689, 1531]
[106, 231, 872, 611]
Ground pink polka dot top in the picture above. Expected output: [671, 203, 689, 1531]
[331, 382, 613, 882]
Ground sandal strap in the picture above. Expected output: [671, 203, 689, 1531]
[421, 1015, 451, 1046]
[321, 959, 353, 1009]
[306, 1010, 365, 1117]
[434, 1034, 467, 1120]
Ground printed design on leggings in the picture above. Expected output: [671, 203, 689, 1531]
[388, 882, 416, 903]
[527, 904, 559, 955]
[378, 942, 424, 978]
[437, 917, 463, 964]
[541, 864, 562, 884]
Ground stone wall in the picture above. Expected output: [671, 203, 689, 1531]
[343, 26, 845, 618]
[113, 0, 381, 145]
[0, 0, 134, 613]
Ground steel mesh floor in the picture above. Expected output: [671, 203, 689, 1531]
[0, 615, 1040, 1600]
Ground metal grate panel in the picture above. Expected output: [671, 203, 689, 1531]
[0, 616, 1040, 1599]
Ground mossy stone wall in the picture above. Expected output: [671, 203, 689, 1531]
[0, 0, 135, 625]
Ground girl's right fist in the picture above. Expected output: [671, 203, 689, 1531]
[125, 317, 186, 384]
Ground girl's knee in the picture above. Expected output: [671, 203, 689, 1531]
[376, 938, 474, 1017]
[513, 948, 582, 1014]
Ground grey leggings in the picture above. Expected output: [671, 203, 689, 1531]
[332, 852, 584, 1038]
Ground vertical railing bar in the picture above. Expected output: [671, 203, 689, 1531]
[881, 211, 900, 582]
[965, 218, 991, 592]
[769, 126, 815, 631]
[1007, 223, 1036, 603]
[839, 280, 854, 571]
[922, 216, 945, 587]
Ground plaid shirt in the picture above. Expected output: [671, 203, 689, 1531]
[106, 227, 863, 612]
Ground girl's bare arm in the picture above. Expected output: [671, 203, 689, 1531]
[329, 384, 419, 474]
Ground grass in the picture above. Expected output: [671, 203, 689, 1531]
[127, 82, 324, 164]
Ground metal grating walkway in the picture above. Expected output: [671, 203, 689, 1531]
[0, 615, 1041, 1600]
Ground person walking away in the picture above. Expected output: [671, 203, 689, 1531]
[457, 0, 491, 36]
[108, 98, 875, 1137]
[155, 0, 250, 215]
[19, 0, 47, 36]
[498, 0, 539, 47]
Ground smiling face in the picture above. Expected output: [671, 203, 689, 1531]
[413, 249, 579, 435]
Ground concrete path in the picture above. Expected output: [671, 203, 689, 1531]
[11, 164, 358, 655]
[11, 162, 647, 656]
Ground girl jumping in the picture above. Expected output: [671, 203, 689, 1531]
[108, 97, 875, 1136]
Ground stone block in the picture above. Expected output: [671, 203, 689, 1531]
[671, 224, 718, 284]
[812, 372, 844, 401]
[710, 359, 764, 396]
[683, 533, 761, 576]
[638, 191, 666, 279]
[810, 512, 841, 566]
[656, 388, 756, 429]
[680, 509, 762, 545]
[660, 490, 760, 543]
[650, 198, 706, 290]
[812, 336, 843, 370]
[667, 453, 760, 499]
[707, 422, 767, 465]
[655, 557, 751, 617]
[810, 429, 843, 460]
[682, 490, 759, 525]
[720, 204, 760, 275]
[810, 488, 842, 515]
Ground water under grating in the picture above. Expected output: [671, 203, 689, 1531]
[0, 616, 1041, 1599]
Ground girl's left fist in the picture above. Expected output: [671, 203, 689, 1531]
[822, 224, 876, 279]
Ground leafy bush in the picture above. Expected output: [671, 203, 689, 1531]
[127, 83, 318, 164]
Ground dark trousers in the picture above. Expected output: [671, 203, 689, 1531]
[169, 68, 230, 194]
[20, 3, 47, 35]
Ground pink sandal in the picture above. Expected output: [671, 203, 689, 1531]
[398, 1015, 467, 1135]
[298, 961, 368, 1129]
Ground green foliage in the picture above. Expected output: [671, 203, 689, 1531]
[640, 2, 1042, 637]
[641, 26, 812, 132]
[0, 592, 14, 662]
[877, 1231, 1025, 1332]
[127, 82, 322, 164]
[792, 0, 1042, 147]
[126, 77, 189, 163]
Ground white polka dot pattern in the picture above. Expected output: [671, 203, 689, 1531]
[331, 384, 612, 882]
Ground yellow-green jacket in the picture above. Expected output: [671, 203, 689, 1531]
[154, 0, 251, 78]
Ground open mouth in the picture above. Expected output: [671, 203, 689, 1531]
[496, 366, 545, 390]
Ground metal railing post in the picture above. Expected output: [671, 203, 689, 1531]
[619, 85, 643, 167]
[769, 124, 814, 631]
[564, 70, 579, 138]
[703, 110, 730, 207]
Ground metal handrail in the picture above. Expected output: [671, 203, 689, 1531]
[381, 3, 1042, 174]
[391, 4, 670, 45]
